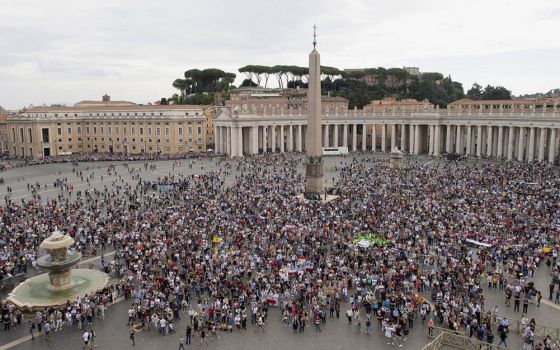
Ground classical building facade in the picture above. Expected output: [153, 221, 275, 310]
[0, 112, 13, 155]
[7, 97, 209, 157]
[214, 96, 560, 163]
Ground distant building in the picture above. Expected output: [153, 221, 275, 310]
[7, 96, 210, 157]
[403, 66, 421, 76]
[225, 87, 348, 113]
[0, 112, 13, 155]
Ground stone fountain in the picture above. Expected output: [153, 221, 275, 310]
[6, 230, 109, 310]
[36, 231, 82, 290]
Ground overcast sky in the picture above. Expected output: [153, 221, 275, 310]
[1, 0, 559, 110]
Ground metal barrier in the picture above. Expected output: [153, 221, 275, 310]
[421, 326, 508, 350]
[496, 316, 560, 341]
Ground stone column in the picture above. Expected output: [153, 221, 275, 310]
[507, 126, 515, 161]
[250, 126, 258, 155]
[381, 124, 387, 152]
[262, 125, 268, 152]
[548, 128, 557, 163]
[455, 125, 462, 154]
[225, 127, 231, 155]
[400, 124, 406, 152]
[486, 126, 493, 157]
[497, 126, 504, 158]
[343, 124, 348, 147]
[271, 125, 276, 153]
[428, 126, 434, 155]
[230, 126, 242, 158]
[333, 125, 338, 147]
[362, 124, 367, 151]
[538, 128, 546, 162]
[517, 127, 525, 161]
[528, 127, 535, 161]
[322, 125, 328, 147]
[390, 124, 396, 150]
[287, 125, 293, 152]
[414, 124, 421, 155]
[465, 126, 472, 156]
[214, 127, 220, 153]
[371, 124, 377, 152]
[280, 125, 285, 153]
[434, 125, 441, 156]
[409, 124, 415, 153]
[296, 125, 302, 152]
[352, 124, 358, 151]
[445, 125, 452, 153]
[475, 126, 482, 157]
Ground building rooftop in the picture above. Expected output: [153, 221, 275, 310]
[23, 104, 211, 113]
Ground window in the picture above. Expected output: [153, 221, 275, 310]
[165, 128, 169, 136]
[86, 127, 90, 134]
[197, 127, 202, 135]
[178, 127, 183, 136]
[67, 127, 72, 135]
[188, 127, 193, 135]
[108, 127, 112, 135]
[28, 129, 33, 143]
[41, 128, 50, 143]
[140, 127, 144, 135]
[11, 128, 15, 142]
[157, 128, 161, 136]
[115, 127, 119, 134]
[148, 128, 152, 136]
[19, 128, 24, 142]
[58, 128, 62, 136]
[94, 127, 97, 134]
[77, 127, 81, 135]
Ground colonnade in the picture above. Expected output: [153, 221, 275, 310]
[215, 122, 559, 163]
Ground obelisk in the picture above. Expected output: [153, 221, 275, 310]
[304, 25, 325, 199]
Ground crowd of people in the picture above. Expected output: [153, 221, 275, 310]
[0, 151, 209, 172]
[1, 154, 559, 349]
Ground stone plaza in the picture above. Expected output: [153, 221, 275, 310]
[0, 154, 559, 350]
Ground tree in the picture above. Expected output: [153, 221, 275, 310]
[466, 83, 483, 100]
[240, 79, 257, 87]
[160, 98, 169, 105]
[271, 65, 286, 89]
[481, 85, 512, 100]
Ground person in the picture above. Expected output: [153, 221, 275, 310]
[385, 321, 395, 345]
[82, 330, 90, 348]
[314, 312, 321, 332]
[365, 316, 372, 335]
[129, 329, 135, 346]
[498, 324, 508, 347]
[44, 321, 51, 341]
[200, 329, 208, 347]
[88, 329, 96, 349]
[29, 321, 35, 340]
[427, 318, 434, 337]
[185, 325, 192, 345]
[346, 308, 353, 324]
[178, 336, 185, 350]
[486, 329, 494, 348]
[256, 315, 265, 333]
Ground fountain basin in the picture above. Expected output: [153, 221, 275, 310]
[36, 251, 82, 270]
[6, 269, 109, 311]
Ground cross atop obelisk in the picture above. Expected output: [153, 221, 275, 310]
[304, 24, 325, 199]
